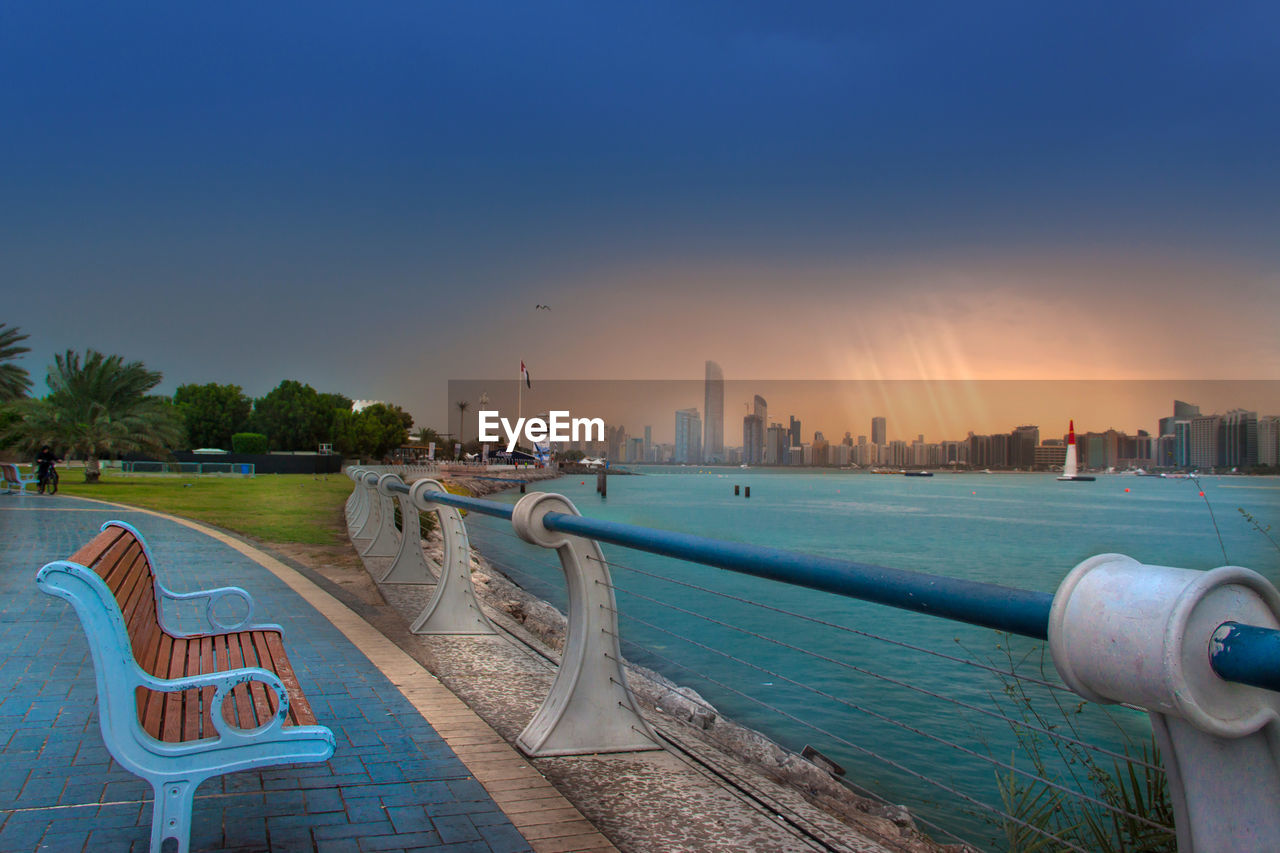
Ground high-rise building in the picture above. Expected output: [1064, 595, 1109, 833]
[1189, 415, 1221, 468]
[765, 423, 787, 465]
[742, 414, 764, 465]
[751, 395, 767, 461]
[1258, 416, 1280, 466]
[871, 416, 886, 447]
[1161, 400, 1202, 439]
[703, 361, 724, 463]
[788, 416, 802, 451]
[675, 408, 702, 464]
[1222, 409, 1258, 467]
[643, 425, 652, 460]
[1011, 425, 1040, 469]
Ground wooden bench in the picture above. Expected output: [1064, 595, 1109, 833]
[37, 520, 335, 853]
[1, 462, 38, 494]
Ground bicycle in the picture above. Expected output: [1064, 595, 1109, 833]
[38, 465, 58, 495]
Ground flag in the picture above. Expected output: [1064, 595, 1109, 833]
[521, 360, 531, 389]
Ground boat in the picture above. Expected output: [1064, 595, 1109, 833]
[1057, 419, 1095, 482]
[903, 471, 933, 477]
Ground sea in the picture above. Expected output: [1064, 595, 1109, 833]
[460, 467, 1280, 848]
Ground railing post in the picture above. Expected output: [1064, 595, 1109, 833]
[510, 491, 659, 757]
[345, 468, 369, 527]
[406, 479, 496, 635]
[1049, 554, 1280, 852]
[350, 472, 383, 543]
[378, 479, 438, 584]
[359, 473, 403, 558]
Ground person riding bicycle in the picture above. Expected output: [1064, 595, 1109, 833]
[35, 445, 60, 495]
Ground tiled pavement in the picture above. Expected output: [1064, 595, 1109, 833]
[0, 496, 539, 853]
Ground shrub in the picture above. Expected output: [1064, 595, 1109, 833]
[232, 432, 269, 454]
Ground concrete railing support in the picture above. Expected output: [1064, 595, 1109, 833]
[406, 479, 496, 635]
[1050, 555, 1280, 852]
[350, 472, 384, 543]
[359, 473, 403, 558]
[510, 491, 659, 757]
[378, 488, 439, 584]
[345, 468, 370, 528]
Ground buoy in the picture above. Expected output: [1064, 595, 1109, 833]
[1124, 488, 1130, 493]
[971, 491, 976, 495]
[1199, 491, 1205, 497]
[734, 485, 740, 495]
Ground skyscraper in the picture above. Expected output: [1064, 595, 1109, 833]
[703, 361, 724, 463]
[751, 395, 767, 461]
[871, 417, 886, 447]
[675, 408, 702, 464]
[788, 416, 802, 451]
[742, 414, 764, 465]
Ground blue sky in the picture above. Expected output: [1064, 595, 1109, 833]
[4, 2, 1278, 430]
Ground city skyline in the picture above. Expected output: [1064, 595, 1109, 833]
[448, 378, 1280, 451]
[4, 5, 1279, 430]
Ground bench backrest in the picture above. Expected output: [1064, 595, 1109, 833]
[70, 524, 165, 671]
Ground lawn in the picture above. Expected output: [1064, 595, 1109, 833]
[51, 470, 355, 545]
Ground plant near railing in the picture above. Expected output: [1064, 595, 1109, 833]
[978, 642, 1176, 853]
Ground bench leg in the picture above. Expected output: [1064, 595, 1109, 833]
[150, 777, 197, 853]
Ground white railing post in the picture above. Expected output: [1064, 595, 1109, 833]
[359, 473, 402, 558]
[1049, 554, 1280, 852]
[510, 491, 659, 757]
[350, 472, 384, 543]
[378, 479, 438, 584]
[406, 479, 496, 635]
[345, 468, 369, 526]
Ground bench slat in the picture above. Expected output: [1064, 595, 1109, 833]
[260, 632, 318, 727]
[71, 526, 127, 570]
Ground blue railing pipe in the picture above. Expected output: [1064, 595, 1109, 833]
[384, 480, 516, 521]
[539, 511, 1054, 640]
[1210, 621, 1280, 694]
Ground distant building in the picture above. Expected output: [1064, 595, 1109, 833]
[788, 416, 802, 452]
[1258, 416, 1280, 466]
[675, 408, 701, 464]
[871, 416, 886, 447]
[765, 423, 787, 465]
[1011, 425, 1040, 469]
[644, 425, 652, 460]
[1189, 415, 1221, 468]
[742, 414, 764, 465]
[703, 361, 724, 463]
[1222, 409, 1258, 467]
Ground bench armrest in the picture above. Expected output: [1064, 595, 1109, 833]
[158, 584, 259, 633]
[137, 666, 293, 743]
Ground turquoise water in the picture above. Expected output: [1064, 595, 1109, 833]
[463, 469, 1280, 847]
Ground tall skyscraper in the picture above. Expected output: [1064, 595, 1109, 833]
[742, 414, 764, 465]
[871, 417, 886, 447]
[1258, 416, 1280, 466]
[703, 361, 724, 463]
[675, 408, 702, 464]
[751, 395, 767, 460]
[643, 425, 652, 460]
[1222, 409, 1258, 467]
[1189, 414, 1221, 468]
[788, 416, 802, 450]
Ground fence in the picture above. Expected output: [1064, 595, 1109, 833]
[345, 467, 1280, 851]
[120, 461, 255, 477]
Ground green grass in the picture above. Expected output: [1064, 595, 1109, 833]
[52, 470, 354, 545]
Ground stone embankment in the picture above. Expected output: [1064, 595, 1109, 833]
[369, 471, 958, 852]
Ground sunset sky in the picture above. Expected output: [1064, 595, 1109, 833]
[4, 3, 1278, 434]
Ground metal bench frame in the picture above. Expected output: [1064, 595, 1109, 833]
[1, 462, 39, 495]
[37, 520, 336, 853]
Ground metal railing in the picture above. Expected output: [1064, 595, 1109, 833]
[344, 467, 1280, 850]
[120, 461, 255, 476]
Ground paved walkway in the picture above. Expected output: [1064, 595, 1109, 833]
[0, 496, 606, 853]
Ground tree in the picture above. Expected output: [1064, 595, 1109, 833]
[456, 400, 470, 443]
[249, 380, 338, 451]
[173, 382, 251, 449]
[333, 403, 412, 460]
[3, 350, 184, 482]
[0, 324, 32, 401]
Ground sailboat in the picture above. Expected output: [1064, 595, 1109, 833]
[1057, 419, 1095, 482]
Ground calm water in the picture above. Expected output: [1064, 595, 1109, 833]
[462, 468, 1280, 847]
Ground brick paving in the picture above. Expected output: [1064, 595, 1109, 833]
[0, 496, 536, 853]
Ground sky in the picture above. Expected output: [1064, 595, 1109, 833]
[4, 2, 1279, 435]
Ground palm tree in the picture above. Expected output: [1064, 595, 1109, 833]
[4, 350, 184, 482]
[456, 400, 470, 444]
[0, 323, 32, 401]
